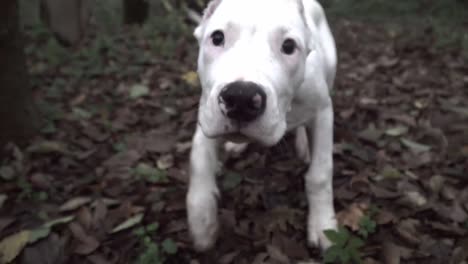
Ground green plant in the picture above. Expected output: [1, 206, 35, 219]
[134, 223, 178, 264]
[322, 0, 468, 51]
[323, 227, 364, 264]
[357, 215, 376, 239]
[134, 163, 168, 183]
[358, 207, 378, 239]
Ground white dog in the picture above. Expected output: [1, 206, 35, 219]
[186, 0, 338, 252]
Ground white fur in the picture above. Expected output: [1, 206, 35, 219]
[187, 0, 337, 251]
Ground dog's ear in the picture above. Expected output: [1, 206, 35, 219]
[300, 0, 336, 88]
[194, 0, 221, 41]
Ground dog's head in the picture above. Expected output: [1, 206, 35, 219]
[194, 0, 319, 146]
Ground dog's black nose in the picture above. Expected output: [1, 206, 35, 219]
[218, 81, 267, 122]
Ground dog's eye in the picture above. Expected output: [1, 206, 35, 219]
[211, 30, 225, 46]
[281, 38, 296, 55]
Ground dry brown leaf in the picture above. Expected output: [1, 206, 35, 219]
[395, 219, 421, 245]
[69, 222, 100, 255]
[336, 202, 368, 231]
[382, 241, 400, 264]
[157, 154, 174, 170]
[375, 209, 396, 225]
[266, 244, 290, 264]
[219, 250, 240, 264]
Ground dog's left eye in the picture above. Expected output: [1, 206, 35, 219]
[281, 38, 296, 55]
[211, 30, 225, 46]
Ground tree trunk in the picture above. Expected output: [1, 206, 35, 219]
[123, 0, 149, 25]
[0, 0, 38, 146]
[40, 0, 90, 46]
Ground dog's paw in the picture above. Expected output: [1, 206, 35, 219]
[295, 126, 310, 163]
[224, 141, 248, 157]
[186, 189, 219, 251]
[307, 213, 337, 251]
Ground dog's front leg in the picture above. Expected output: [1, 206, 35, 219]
[305, 104, 337, 250]
[186, 126, 220, 251]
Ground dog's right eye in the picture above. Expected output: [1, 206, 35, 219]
[211, 30, 225, 46]
[281, 38, 296, 55]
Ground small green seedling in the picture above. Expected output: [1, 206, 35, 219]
[134, 223, 178, 264]
[323, 227, 364, 264]
[358, 206, 378, 238]
[358, 215, 377, 239]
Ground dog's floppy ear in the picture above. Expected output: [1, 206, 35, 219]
[300, 0, 336, 88]
[194, 0, 221, 41]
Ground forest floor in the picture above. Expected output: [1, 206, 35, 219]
[1, 11, 468, 264]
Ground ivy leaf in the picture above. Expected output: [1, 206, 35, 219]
[338, 249, 351, 263]
[146, 222, 159, 233]
[162, 238, 178, 255]
[347, 236, 364, 251]
[350, 249, 363, 264]
[358, 215, 377, 238]
[323, 245, 341, 263]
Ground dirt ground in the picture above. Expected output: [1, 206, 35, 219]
[1, 16, 467, 264]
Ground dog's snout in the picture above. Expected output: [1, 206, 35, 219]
[218, 81, 267, 122]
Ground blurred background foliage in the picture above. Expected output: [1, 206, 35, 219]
[18, 0, 468, 63]
[14, 0, 467, 138]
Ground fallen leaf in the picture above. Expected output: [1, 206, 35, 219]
[129, 84, 149, 99]
[398, 191, 427, 208]
[375, 209, 396, 225]
[134, 163, 167, 183]
[427, 175, 445, 194]
[370, 184, 400, 199]
[219, 250, 240, 264]
[144, 131, 176, 153]
[175, 141, 192, 153]
[0, 166, 15, 181]
[400, 138, 431, 154]
[161, 238, 178, 254]
[379, 165, 402, 180]
[21, 233, 65, 264]
[157, 154, 174, 170]
[336, 203, 368, 231]
[266, 244, 290, 264]
[181, 71, 199, 86]
[59, 197, 92, 212]
[222, 172, 243, 190]
[44, 215, 75, 228]
[69, 222, 100, 255]
[382, 241, 400, 264]
[103, 150, 142, 179]
[28, 227, 51, 244]
[0, 230, 30, 263]
[111, 213, 144, 233]
[72, 107, 93, 120]
[385, 126, 408, 136]
[26, 141, 70, 155]
[358, 125, 382, 143]
[395, 219, 421, 245]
